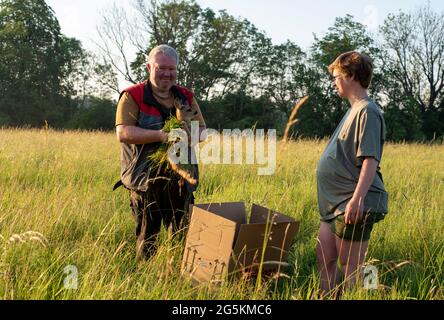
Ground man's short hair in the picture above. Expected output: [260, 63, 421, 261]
[328, 51, 374, 89]
[147, 44, 179, 65]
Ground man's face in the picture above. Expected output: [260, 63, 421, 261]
[148, 53, 177, 91]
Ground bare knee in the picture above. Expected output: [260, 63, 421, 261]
[316, 243, 337, 269]
[316, 223, 339, 269]
[336, 238, 368, 279]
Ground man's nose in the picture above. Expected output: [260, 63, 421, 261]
[161, 70, 172, 77]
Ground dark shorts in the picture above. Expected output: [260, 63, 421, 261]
[329, 212, 386, 242]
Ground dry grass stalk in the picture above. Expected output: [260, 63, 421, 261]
[7, 231, 48, 247]
[167, 158, 197, 186]
[282, 96, 309, 143]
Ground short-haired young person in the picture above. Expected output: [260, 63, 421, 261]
[316, 51, 388, 296]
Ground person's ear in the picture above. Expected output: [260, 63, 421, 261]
[147, 63, 151, 73]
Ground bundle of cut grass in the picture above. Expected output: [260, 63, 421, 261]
[148, 117, 197, 186]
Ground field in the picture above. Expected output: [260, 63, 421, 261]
[0, 128, 443, 300]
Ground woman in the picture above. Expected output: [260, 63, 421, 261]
[316, 51, 388, 295]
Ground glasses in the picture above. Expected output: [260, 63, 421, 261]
[332, 74, 345, 82]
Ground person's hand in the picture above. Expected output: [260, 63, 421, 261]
[159, 130, 169, 143]
[344, 196, 364, 224]
[168, 128, 187, 143]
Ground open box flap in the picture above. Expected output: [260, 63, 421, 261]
[193, 202, 247, 224]
[182, 205, 238, 283]
[250, 203, 296, 224]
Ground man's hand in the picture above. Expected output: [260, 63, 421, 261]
[344, 196, 364, 224]
[167, 128, 187, 143]
[160, 130, 169, 143]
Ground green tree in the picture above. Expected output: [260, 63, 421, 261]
[0, 0, 85, 127]
[258, 41, 308, 112]
[98, 0, 277, 101]
[380, 4, 444, 140]
[67, 96, 116, 131]
[201, 91, 285, 133]
[292, 15, 382, 138]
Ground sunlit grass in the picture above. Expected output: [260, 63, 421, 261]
[0, 128, 442, 299]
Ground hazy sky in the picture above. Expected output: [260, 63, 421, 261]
[46, 0, 443, 52]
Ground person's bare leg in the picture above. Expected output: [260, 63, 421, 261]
[316, 222, 341, 295]
[336, 236, 369, 290]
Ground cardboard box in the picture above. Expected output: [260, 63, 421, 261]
[181, 202, 300, 284]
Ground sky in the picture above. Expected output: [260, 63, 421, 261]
[46, 0, 443, 52]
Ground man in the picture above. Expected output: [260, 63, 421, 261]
[316, 51, 388, 296]
[115, 45, 206, 259]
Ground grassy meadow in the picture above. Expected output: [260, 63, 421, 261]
[0, 128, 443, 300]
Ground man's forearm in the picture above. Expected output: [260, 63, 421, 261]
[117, 125, 166, 145]
[353, 157, 378, 201]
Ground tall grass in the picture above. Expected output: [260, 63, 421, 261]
[0, 128, 442, 299]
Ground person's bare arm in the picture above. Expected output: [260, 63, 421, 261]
[345, 157, 379, 224]
[116, 125, 168, 144]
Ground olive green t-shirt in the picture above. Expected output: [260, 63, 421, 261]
[316, 97, 388, 222]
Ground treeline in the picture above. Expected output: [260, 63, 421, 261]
[1, 0, 443, 141]
[0, 0, 116, 130]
